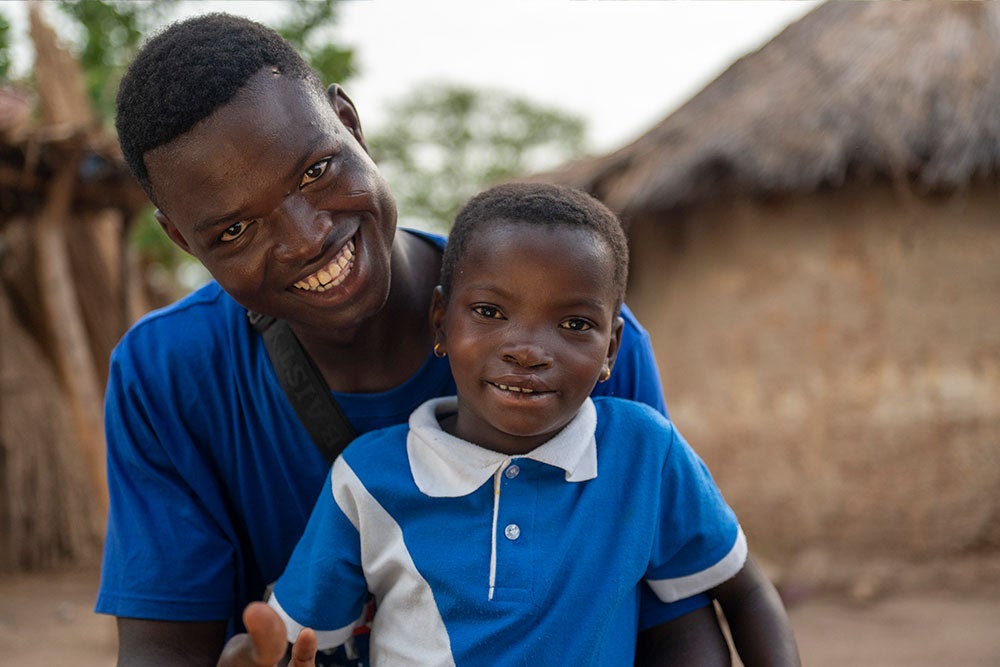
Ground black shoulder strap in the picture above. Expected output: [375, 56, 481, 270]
[247, 310, 357, 463]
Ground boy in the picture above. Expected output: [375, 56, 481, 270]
[103, 13, 729, 666]
[264, 182, 801, 665]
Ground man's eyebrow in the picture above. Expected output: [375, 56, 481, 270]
[190, 140, 327, 235]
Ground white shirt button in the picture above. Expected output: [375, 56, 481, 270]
[504, 524, 521, 540]
[504, 464, 520, 479]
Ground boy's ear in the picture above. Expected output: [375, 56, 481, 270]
[604, 315, 625, 376]
[327, 84, 368, 153]
[430, 286, 448, 351]
[154, 209, 192, 255]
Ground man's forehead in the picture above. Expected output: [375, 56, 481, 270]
[145, 72, 331, 179]
[148, 68, 328, 153]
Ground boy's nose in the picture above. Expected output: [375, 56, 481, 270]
[270, 195, 329, 262]
[500, 339, 553, 370]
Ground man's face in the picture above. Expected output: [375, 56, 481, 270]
[145, 69, 398, 334]
[432, 222, 623, 455]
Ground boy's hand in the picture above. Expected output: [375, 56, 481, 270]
[218, 602, 317, 667]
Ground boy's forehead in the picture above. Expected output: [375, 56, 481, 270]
[464, 221, 614, 276]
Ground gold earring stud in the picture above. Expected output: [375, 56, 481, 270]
[599, 365, 611, 382]
[433, 342, 446, 358]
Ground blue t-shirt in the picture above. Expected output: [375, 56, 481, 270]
[96, 229, 706, 634]
[270, 397, 745, 665]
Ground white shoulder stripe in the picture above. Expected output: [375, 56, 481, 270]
[268, 594, 357, 647]
[332, 458, 456, 666]
[646, 527, 749, 602]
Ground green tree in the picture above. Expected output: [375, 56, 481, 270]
[369, 84, 586, 232]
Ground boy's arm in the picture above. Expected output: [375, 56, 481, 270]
[634, 604, 732, 667]
[711, 556, 801, 667]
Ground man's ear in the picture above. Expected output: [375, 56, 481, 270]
[430, 285, 448, 351]
[154, 209, 192, 255]
[327, 84, 368, 153]
[604, 315, 625, 376]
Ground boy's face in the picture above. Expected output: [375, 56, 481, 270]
[145, 69, 398, 334]
[432, 221, 623, 455]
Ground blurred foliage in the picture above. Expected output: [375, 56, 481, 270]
[54, 0, 180, 122]
[369, 84, 586, 232]
[274, 0, 355, 86]
[0, 12, 11, 79]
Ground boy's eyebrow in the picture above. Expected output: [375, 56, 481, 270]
[467, 283, 612, 311]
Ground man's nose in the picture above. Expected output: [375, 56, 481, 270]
[269, 195, 329, 263]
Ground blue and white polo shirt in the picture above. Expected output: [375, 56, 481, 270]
[269, 396, 746, 665]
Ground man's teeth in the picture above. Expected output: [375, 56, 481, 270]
[495, 383, 534, 394]
[294, 240, 355, 292]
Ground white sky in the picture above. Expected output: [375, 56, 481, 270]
[5, 0, 820, 153]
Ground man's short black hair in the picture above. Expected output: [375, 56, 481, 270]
[441, 182, 630, 307]
[116, 12, 323, 194]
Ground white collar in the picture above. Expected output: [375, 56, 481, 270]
[406, 397, 598, 498]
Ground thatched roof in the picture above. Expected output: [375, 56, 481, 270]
[536, 1, 1000, 217]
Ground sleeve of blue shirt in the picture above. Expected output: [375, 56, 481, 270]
[591, 303, 714, 627]
[97, 336, 238, 623]
[269, 466, 369, 649]
[645, 423, 745, 601]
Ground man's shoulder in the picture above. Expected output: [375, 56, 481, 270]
[111, 281, 251, 372]
[404, 227, 446, 250]
[119, 282, 237, 345]
[593, 396, 674, 438]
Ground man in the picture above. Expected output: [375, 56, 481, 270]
[101, 13, 730, 666]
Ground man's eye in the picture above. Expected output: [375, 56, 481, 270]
[300, 159, 330, 188]
[220, 221, 249, 242]
[560, 318, 593, 331]
[472, 305, 503, 319]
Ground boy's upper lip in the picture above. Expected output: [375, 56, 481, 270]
[487, 375, 553, 394]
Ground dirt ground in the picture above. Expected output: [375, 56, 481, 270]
[1, 562, 999, 666]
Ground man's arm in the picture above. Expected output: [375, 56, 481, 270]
[711, 557, 801, 667]
[117, 609, 317, 667]
[117, 618, 227, 666]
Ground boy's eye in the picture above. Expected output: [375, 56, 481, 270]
[472, 305, 504, 319]
[300, 159, 330, 188]
[220, 220, 250, 242]
[560, 318, 593, 332]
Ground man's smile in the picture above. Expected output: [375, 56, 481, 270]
[293, 238, 355, 292]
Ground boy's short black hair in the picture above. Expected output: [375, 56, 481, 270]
[116, 13, 323, 195]
[441, 182, 630, 307]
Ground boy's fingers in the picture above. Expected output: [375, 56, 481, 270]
[289, 628, 319, 667]
[218, 602, 288, 666]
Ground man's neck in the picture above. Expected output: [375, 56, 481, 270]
[293, 230, 441, 393]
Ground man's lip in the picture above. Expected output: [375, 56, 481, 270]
[292, 236, 356, 292]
